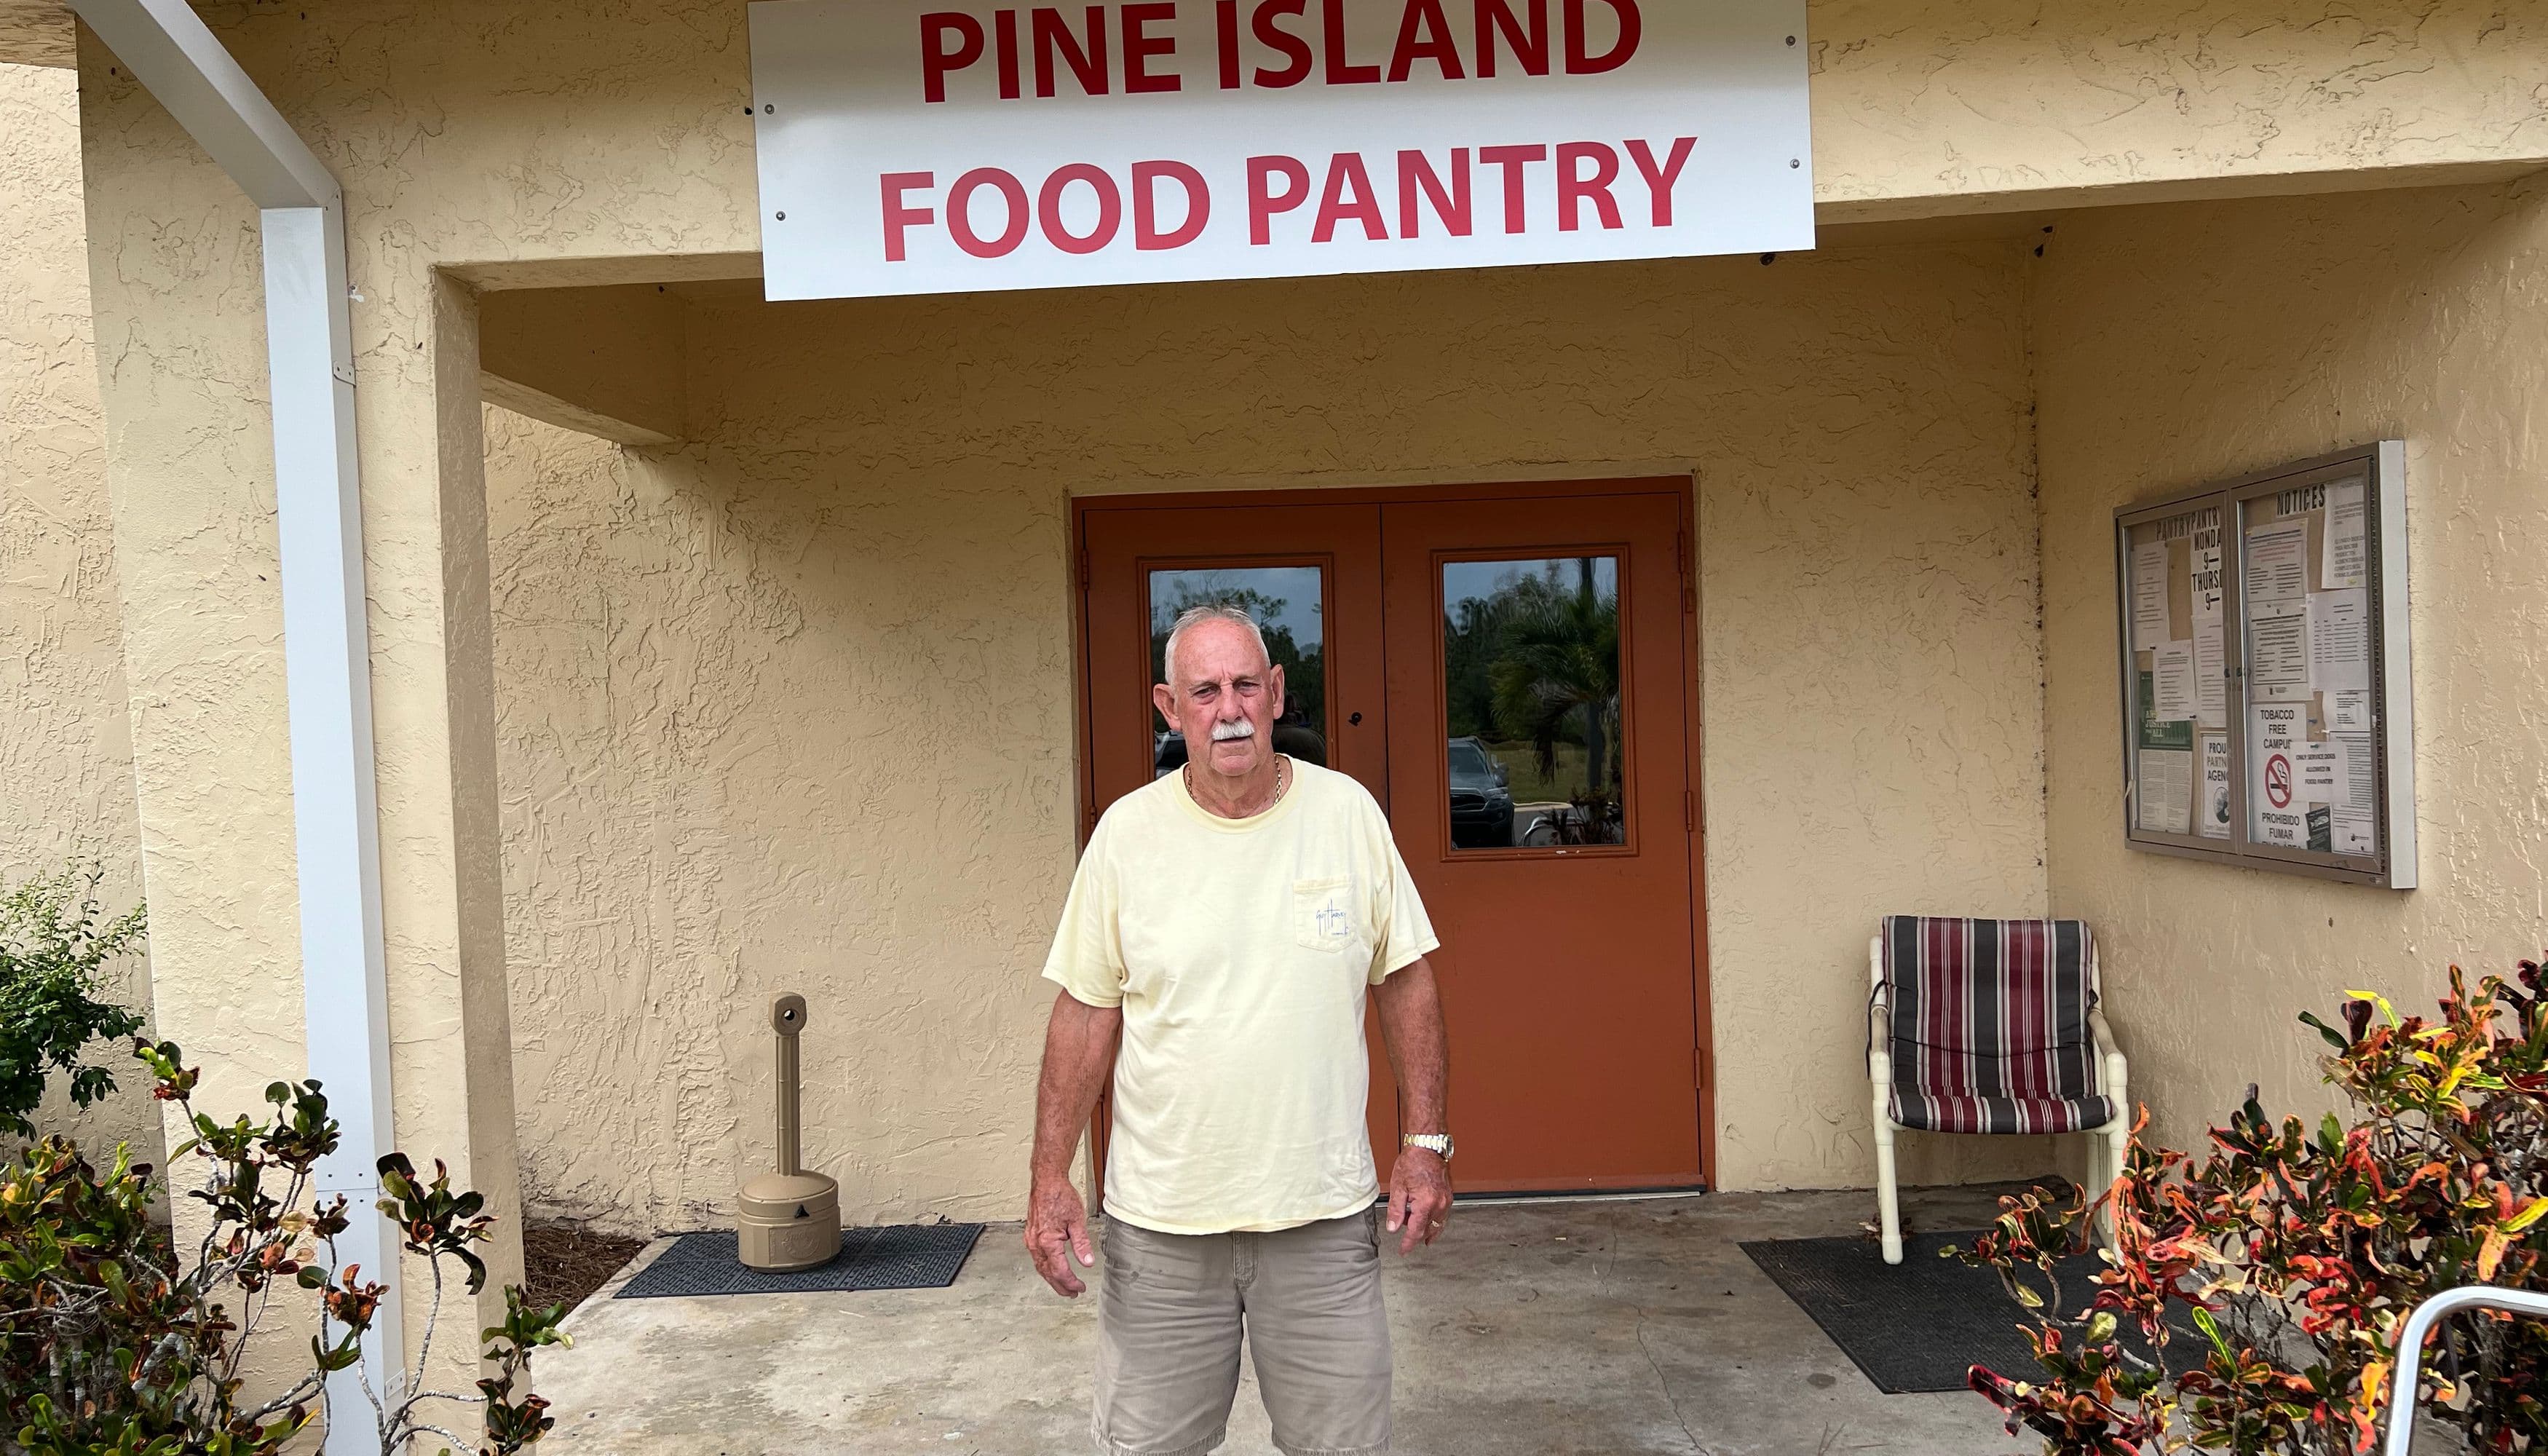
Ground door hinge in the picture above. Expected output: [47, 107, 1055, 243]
[1683, 788, 1696, 834]
[1675, 529, 1696, 612]
[1076, 547, 1091, 592]
[1693, 1045, 1708, 1088]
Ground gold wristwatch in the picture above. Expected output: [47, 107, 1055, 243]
[1400, 1133, 1454, 1161]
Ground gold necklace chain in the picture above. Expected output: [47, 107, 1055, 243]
[1186, 751, 1287, 813]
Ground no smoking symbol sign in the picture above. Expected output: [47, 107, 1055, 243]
[2265, 753, 2293, 809]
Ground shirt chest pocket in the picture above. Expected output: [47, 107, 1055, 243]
[1291, 876, 1363, 954]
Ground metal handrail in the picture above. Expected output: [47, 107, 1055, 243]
[2378, 1285, 2548, 1456]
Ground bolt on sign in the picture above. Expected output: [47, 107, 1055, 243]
[747, 0, 1813, 300]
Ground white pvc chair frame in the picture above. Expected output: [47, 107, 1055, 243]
[2378, 1285, 2548, 1456]
[1868, 933, 2131, 1265]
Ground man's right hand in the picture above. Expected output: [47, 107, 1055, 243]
[1025, 1176, 1098, 1297]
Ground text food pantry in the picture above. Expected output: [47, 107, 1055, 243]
[751, 0, 1805, 297]
[876, 0, 1671, 260]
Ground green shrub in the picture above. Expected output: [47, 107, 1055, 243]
[1961, 960, 2548, 1455]
[1, 1041, 565, 1456]
[0, 862, 146, 1139]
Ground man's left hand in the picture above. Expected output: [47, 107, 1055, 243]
[1386, 1148, 1452, 1254]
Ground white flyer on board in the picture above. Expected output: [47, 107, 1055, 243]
[2137, 748, 2192, 835]
[2198, 732, 2231, 840]
[2331, 730, 2378, 855]
[2153, 641, 2196, 721]
[2244, 518, 2309, 606]
[2131, 541, 2170, 650]
[2194, 630, 2226, 729]
[2327, 688, 2372, 733]
[2250, 701, 2306, 847]
[2323, 477, 2367, 590]
[2191, 513, 2226, 728]
[2308, 588, 2370, 694]
[2295, 737, 2344, 802]
[2248, 604, 2311, 700]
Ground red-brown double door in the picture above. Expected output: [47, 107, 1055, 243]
[1078, 481, 1709, 1193]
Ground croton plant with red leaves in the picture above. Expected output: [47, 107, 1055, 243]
[1958, 960, 2548, 1455]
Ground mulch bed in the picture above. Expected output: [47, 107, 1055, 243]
[521, 1222, 647, 1317]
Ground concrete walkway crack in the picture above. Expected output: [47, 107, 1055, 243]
[1632, 1307, 1709, 1455]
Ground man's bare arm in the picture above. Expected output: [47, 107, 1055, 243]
[1373, 954, 1451, 1253]
[1026, 989, 1120, 1296]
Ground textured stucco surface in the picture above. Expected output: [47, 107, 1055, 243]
[58, 0, 2548, 1402]
[0, 1, 71, 68]
[485, 240, 2054, 1235]
[1810, 0, 2548, 218]
[0, 62, 155, 1161]
[74, 43, 529, 1401]
[2034, 177, 2548, 1154]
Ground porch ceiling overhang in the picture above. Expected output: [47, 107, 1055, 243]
[0, 0, 72, 66]
[478, 282, 688, 446]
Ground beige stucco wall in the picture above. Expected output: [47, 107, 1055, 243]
[62, 4, 2548, 1420]
[484, 237, 2054, 1235]
[2034, 175, 2548, 1153]
[1809, 0, 2548, 219]
[0, 60, 156, 1163]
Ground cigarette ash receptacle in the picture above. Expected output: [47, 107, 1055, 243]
[737, 992, 842, 1272]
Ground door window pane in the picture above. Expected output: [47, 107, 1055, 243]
[1442, 556, 1626, 849]
[1149, 566, 1327, 777]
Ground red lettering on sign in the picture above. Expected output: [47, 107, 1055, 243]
[1555, 141, 1621, 230]
[1313, 152, 1388, 241]
[949, 167, 1032, 256]
[1397, 147, 1471, 237]
[925, 0, 1642, 104]
[881, 134, 1693, 261]
[1478, 143, 1546, 234]
[1247, 154, 1312, 242]
[1474, 0, 1548, 77]
[1388, 0, 1464, 81]
[1216, 0, 1243, 88]
[1321, 0, 1380, 83]
[1623, 136, 1694, 224]
[1034, 7, 1109, 97]
[1563, 0, 1639, 74]
[1040, 162, 1123, 252]
[994, 9, 1023, 98]
[881, 172, 937, 261]
[1123, 2, 1180, 92]
[1251, 0, 1313, 87]
[1133, 160, 1211, 248]
[920, 12, 984, 103]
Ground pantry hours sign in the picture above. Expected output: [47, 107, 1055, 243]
[747, 0, 1812, 299]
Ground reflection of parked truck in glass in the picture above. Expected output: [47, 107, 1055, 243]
[1447, 736, 1514, 847]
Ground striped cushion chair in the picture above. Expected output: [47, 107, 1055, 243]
[1867, 916, 2129, 1264]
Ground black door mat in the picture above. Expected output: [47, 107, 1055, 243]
[1741, 1230, 2200, 1395]
[614, 1222, 984, 1299]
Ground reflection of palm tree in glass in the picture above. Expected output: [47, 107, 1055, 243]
[1487, 561, 1621, 825]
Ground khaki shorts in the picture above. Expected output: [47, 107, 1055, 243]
[1094, 1207, 1391, 1456]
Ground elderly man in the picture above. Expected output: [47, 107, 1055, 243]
[1028, 603, 1453, 1456]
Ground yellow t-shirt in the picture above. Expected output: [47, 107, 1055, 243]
[1042, 758, 1439, 1235]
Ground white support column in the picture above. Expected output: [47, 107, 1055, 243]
[263, 200, 404, 1441]
[67, 1, 402, 1444]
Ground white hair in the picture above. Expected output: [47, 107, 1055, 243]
[1161, 603, 1273, 686]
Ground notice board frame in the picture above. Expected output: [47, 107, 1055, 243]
[2111, 442, 2415, 888]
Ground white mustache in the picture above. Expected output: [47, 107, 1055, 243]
[1209, 719, 1257, 742]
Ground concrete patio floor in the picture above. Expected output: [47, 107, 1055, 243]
[534, 1184, 2036, 1455]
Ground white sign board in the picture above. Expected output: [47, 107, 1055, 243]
[748, 0, 1813, 300]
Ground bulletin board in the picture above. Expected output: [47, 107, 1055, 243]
[2113, 443, 2415, 887]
